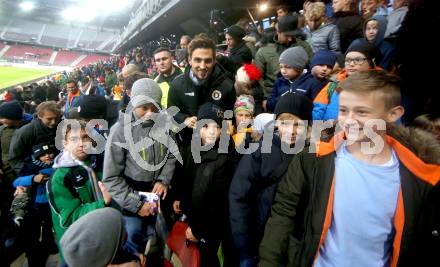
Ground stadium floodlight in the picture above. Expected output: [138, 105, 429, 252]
[19, 1, 34, 11]
[259, 3, 269, 12]
[62, 7, 96, 22]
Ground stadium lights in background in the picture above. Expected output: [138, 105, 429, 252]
[19, 1, 34, 11]
[259, 3, 269, 12]
[61, 0, 133, 22]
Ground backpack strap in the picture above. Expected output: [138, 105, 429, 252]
[327, 81, 339, 103]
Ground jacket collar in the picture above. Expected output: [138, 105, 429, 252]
[316, 125, 440, 185]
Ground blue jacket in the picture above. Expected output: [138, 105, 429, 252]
[13, 167, 55, 203]
[267, 72, 328, 112]
[229, 134, 293, 261]
[64, 92, 83, 117]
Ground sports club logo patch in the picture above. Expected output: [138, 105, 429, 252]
[212, 90, 222, 101]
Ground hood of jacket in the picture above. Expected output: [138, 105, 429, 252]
[53, 150, 81, 169]
[364, 15, 388, 46]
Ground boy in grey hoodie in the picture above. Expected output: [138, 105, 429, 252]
[103, 78, 177, 260]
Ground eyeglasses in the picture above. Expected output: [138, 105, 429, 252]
[345, 57, 368, 65]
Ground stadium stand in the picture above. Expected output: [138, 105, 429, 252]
[3, 44, 52, 64]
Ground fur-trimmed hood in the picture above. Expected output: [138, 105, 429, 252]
[386, 124, 440, 165]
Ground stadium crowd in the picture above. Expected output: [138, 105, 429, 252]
[0, 0, 439, 267]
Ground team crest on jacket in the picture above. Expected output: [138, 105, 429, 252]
[212, 90, 222, 100]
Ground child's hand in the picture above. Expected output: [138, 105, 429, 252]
[137, 202, 157, 217]
[185, 227, 198, 242]
[14, 186, 26, 196]
[98, 182, 112, 206]
[33, 174, 47, 183]
[173, 200, 182, 214]
[152, 182, 168, 200]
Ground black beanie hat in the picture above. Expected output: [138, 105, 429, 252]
[32, 143, 56, 159]
[78, 95, 107, 119]
[345, 41, 381, 68]
[225, 25, 246, 40]
[0, 100, 23, 121]
[197, 102, 224, 126]
[274, 92, 313, 121]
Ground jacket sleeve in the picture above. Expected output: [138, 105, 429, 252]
[328, 26, 341, 54]
[267, 79, 281, 112]
[50, 168, 105, 228]
[229, 154, 261, 258]
[312, 83, 330, 120]
[13, 175, 34, 187]
[9, 126, 30, 174]
[102, 123, 142, 213]
[156, 134, 178, 185]
[259, 154, 306, 267]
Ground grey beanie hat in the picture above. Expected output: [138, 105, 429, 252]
[130, 78, 162, 108]
[60, 208, 124, 267]
[279, 46, 309, 70]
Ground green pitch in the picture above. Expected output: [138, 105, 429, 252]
[0, 66, 55, 91]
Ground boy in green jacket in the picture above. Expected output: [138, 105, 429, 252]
[47, 120, 112, 247]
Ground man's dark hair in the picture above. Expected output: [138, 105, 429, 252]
[66, 79, 77, 87]
[153, 47, 172, 56]
[277, 4, 289, 12]
[188, 33, 216, 58]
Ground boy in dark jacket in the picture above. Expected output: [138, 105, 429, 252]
[259, 70, 440, 267]
[229, 92, 313, 267]
[172, 102, 236, 267]
[267, 47, 322, 112]
[9, 143, 57, 266]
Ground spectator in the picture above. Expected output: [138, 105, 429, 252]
[153, 47, 183, 108]
[277, 4, 290, 18]
[303, 1, 341, 53]
[255, 13, 313, 98]
[172, 103, 236, 267]
[60, 208, 141, 267]
[130, 52, 147, 72]
[352, 15, 394, 70]
[231, 95, 255, 152]
[361, 0, 388, 18]
[235, 64, 264, 115]
[230, 92, 313, 267]
[9, 101, 61, 175]
[259, 70, 438, 267]
[180, 35, 192, 49]
[331, 0, 364, 52]
[104, 66, 118, 92]
[267, 47, 323, 111]
[63, 79, 83, 117]
[384, 0, 408, 39]
[221, 25, 253, 74]
[313, 41, 380, 120]
[168, 34, 236, 144]
[47, 120, 112, 261]
[310, 50, 338, 86]
[103, 78, 176, 263]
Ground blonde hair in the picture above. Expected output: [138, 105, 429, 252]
[304, 2, 326, 21]
[36, 101, 61, 117]
[339, 70, 401, 110]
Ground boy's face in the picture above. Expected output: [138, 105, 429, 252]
[0, 118, 20, 127]
[225, 34, 237, 49]
[39, 153, 55, 164]
[134, 103, 159, 120]
[39, 111, 60, 129]
[338, 90, 403, 143]
[345, 52, 371, 76]
[63, 128, 92, 161]
[365, 20, 379, 42]
[280, 64, 302, 80]
[200, 122, 221, 145]
[276, 113, 305, 145]
[312, 64, 332, 79]
[235, 110, 253, 128]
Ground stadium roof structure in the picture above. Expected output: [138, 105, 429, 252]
[0, 0, 143, 30]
